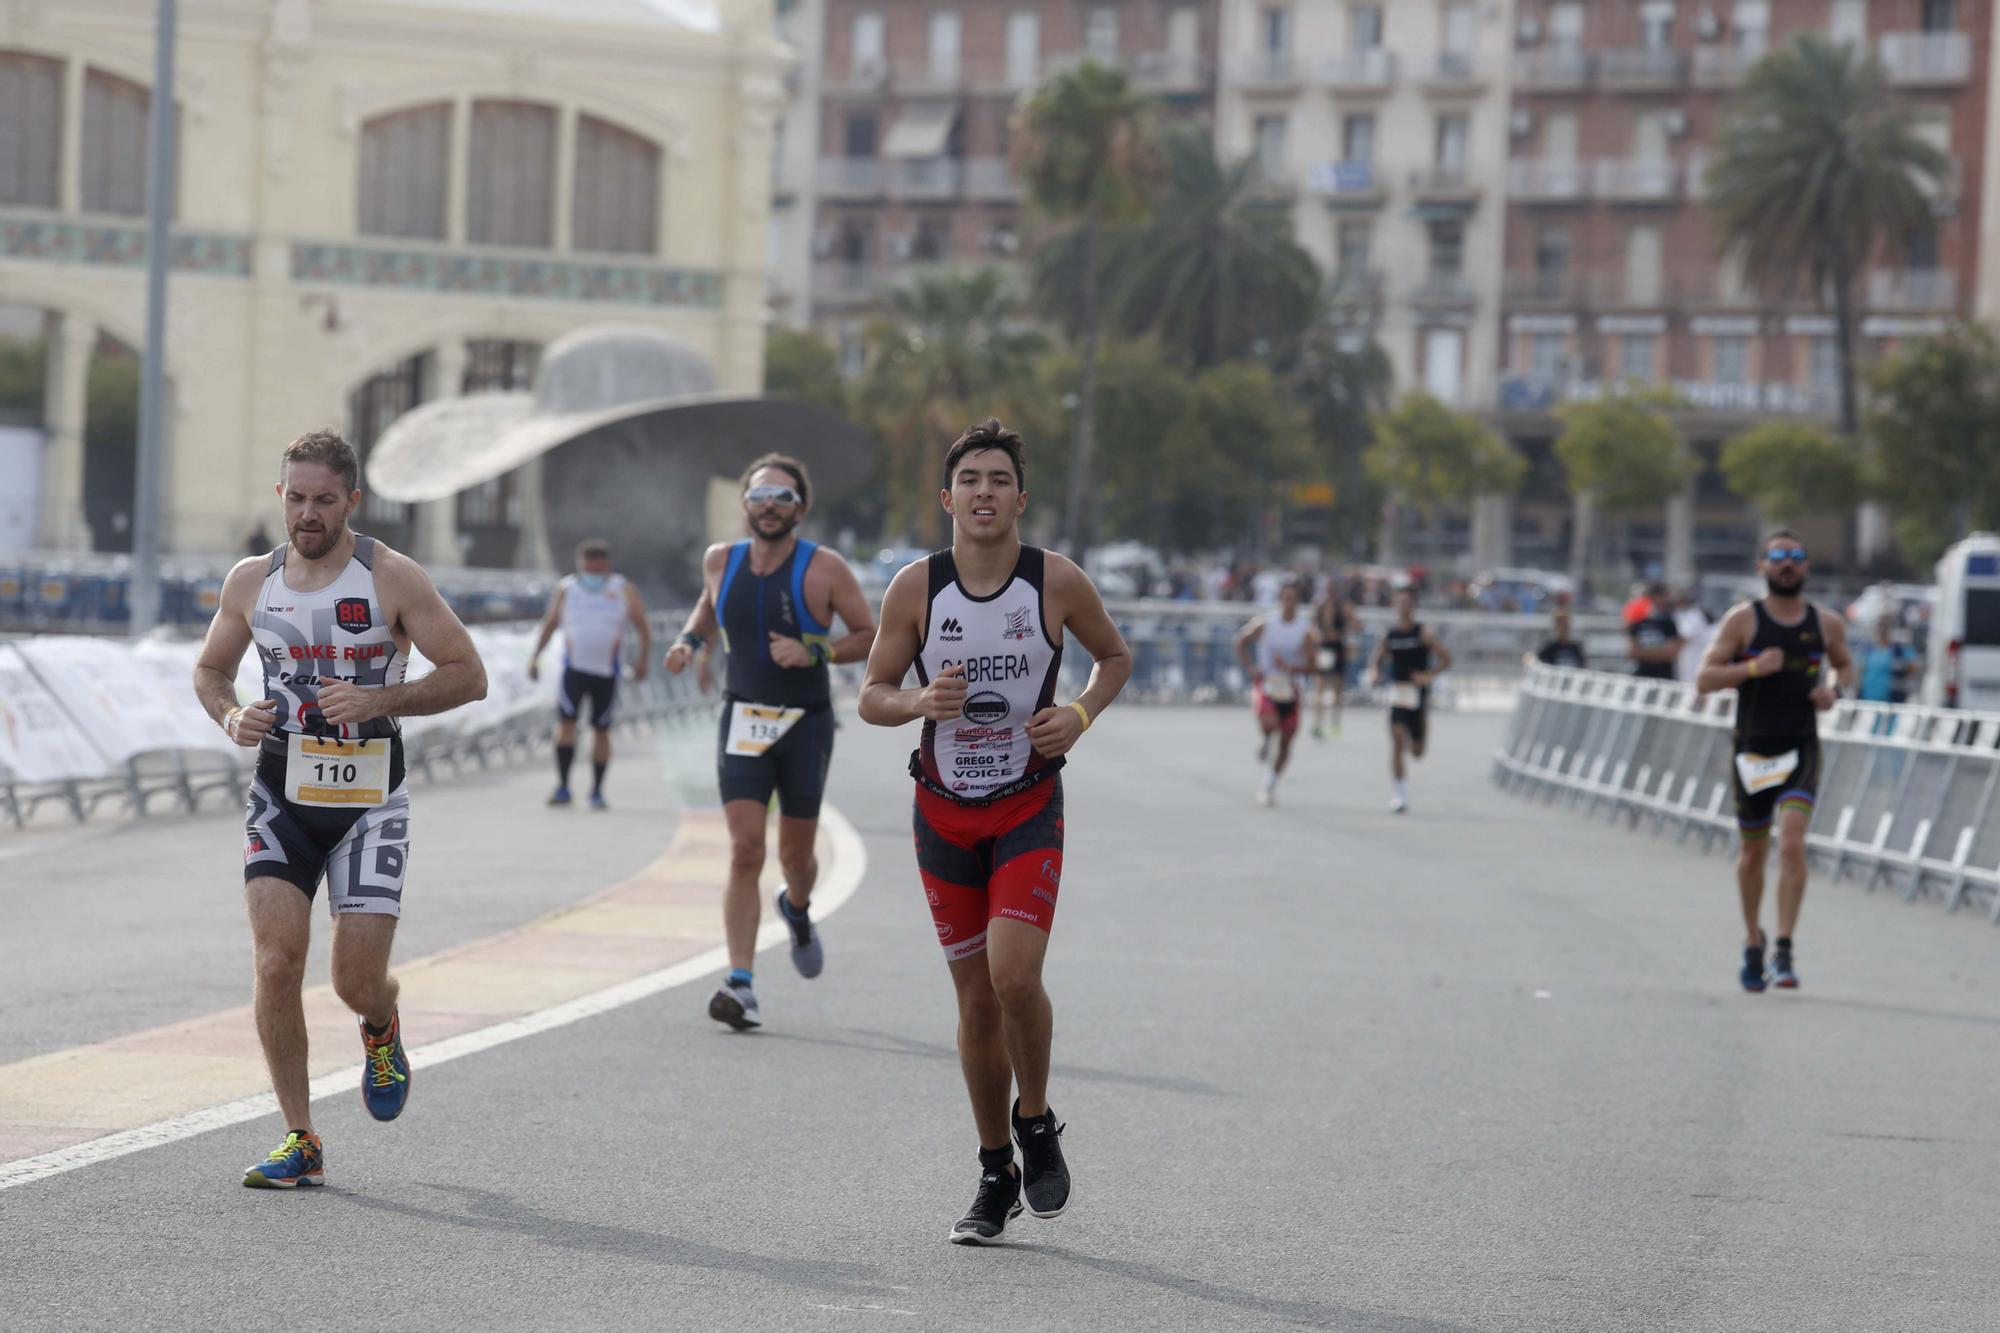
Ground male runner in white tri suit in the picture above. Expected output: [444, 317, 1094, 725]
[861, 419, 1131, 1245]
[529, 538, 651, 809]
[192, 429, 488, 1190]
[1235, 579, 1319, 806]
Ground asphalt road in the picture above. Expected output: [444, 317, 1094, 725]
[3, 703, 1998, 1332]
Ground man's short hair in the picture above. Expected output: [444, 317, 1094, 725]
[281, 429, 359, 494]
[577, 538, 611, 561]
[943, 419, 1026, 490]
[1762, 529, 1805, 553]
[741, 452, 811, 509]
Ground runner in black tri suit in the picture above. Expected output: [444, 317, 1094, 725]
[663, 453, 877, 1031]
[1368, 586, 1451, 814]
[861, 419, 1131, 1245]
[1697, 531, 1854, 993]
[192, 430, 488, 1189]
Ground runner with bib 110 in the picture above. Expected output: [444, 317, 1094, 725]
[191, 430, 489, 1189]
[662, 453, 877, 1031]
[860, 419, 1132, 1246]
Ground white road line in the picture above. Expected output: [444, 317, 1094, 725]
[0, 805, 866, 1192]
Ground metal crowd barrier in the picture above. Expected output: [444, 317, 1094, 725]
[1493, 664, 2000, 923]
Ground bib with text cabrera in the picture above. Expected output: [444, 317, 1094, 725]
[1734, 749, 1800, 795]
[725, 702, 804, 757]
[285, 734, 390, 808]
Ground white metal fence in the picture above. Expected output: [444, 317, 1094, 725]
[1493, 664, 2000, 923]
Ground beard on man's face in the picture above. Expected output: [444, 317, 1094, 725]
[289, 513, 344, 558]
[750, 509, 799, 540]
[1764, 566, 1806, 595]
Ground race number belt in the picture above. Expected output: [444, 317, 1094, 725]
[1735, 749, 1800, 795]
[725, 702, 804, 757]
[1263, 673, 1297, 704]
[1389, 682, 1423, 710]
[285, 734, 390, 808]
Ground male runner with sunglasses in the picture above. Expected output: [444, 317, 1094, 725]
[663, 455, 877, 1029]
[1697, 532, 1854, 992]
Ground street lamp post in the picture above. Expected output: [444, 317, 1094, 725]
[130, 0, 177, 636]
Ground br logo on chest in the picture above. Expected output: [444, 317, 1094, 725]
[335, 597, 373, 634]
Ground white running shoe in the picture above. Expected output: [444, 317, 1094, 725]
[708, 979, 762, 1030]
[1390, 797, 1408, 814]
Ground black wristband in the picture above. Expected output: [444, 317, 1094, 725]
[675, 631, 706, 651]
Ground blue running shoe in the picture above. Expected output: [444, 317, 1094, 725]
[1740, 934, 1768, 993]
[243, 1130, 324, 1189]
[360, 1011, 411, 1121]
[776, 888, 824, 979]
[548, 787, 572, 806]
[589, 792, 608, 811]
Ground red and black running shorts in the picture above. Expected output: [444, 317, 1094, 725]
[1253, 685, 1301, 736]
[912, 776, 1064, 961]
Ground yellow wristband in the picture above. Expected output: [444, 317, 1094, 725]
[1746, 661, 1759, 680]
[1068, 700, 1092, 731]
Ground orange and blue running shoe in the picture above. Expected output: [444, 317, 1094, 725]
[360, 1010, 411, 1121]
[242, 1130, 324, 1189]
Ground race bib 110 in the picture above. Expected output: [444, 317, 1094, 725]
[286, 734, 390, 808]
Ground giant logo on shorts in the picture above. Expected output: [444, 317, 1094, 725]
[962, 691, 1009, 724]
[334, 597, 372, 634]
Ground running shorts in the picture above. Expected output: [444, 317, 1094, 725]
[1390, 704, 1427, 748]
[1732, 733, 1821, 838]
[1254, 687, 1302, 736]
[717, 701, 836, 819]
[557, 667, 618, 729]
[913, 776, 1064, 960]
[243, 749, 412, 916]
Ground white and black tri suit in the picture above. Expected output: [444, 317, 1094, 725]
[242, 536, 414, 916]
[714, 538, 837, 818]
[1384, 621, 1433, 745]
[556, 572, 627, 729]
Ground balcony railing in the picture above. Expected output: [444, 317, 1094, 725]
[1409, 273, 1477, 307]
[815, 157, 886, 198]
[811, 260, 883, 304]
[1503, 270, 1594, 305]
[1868, 268, 1959, 311]
[1880, 31, 1971, 86]
[1317, 48, 1396, 91]
[1598, 47, 1687, 89]
[1327, 267, 1386, 304]
[1235, 51, 1302, 90]
[896, 62, 964, 95]
[1693, 44, 1765, 87]
[1507, 159, 1589, 202]
[1410, 167, 1481, 201]
[1128, 50, 1208, 92]
[1593, 159, 1681, 202]
[892, 157, 961, 200]
[1497, 375, 1840, 419]
[826, 57, 890, 95]
[962, 157, 1018, 199]
[1305, 160, 1386, 202]
[1516, 45, 1591, 90]
[973, 62, 1040, 95]
[1425, 52, 1482, 88]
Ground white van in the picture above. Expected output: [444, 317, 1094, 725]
[1921, 533, 2000, 709]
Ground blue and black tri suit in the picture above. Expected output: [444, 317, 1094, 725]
[714, 538, 838, 818]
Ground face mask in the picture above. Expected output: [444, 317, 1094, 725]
[578, 573, 607, 592]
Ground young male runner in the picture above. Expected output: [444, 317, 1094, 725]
[663, 454, 876, 1029]
[1369, 587, 1451, 814]
[528, 538, 650, 808]
[859, 419, 1131, 1245]
[1235, 580, 1318, 806]
[1311, 575, 1354, 738]
[1697, 532, 1853, 992]
[192, 430, 488, 1188]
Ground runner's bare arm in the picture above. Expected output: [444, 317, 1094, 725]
[1025, 554, 1131, 759]
[527, 582, 566, 680]
[624, 580, 652, 681]
[192, 557, 278, 746]
[819, 551, 879, 666]
[859, 562, 963, 725]
[1696, 604, 1762, 694]
[664, 545, 727, 674]
[1422, 628, 1453, 681]
[1367, 629, 1388, 682]
[319, 552, 486, 726]
[1817, 610, 1857, 704]
[1233, 616, 1265, 676]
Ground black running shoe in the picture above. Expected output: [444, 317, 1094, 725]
[948, 1163, 1023, 1245]
[1013, 1100, 1070, 1218]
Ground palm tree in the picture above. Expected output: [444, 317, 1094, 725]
[1705, 33, 1951, 434]
[1100, 125, 1323, 371]
[854, 268, 1050, 544]
[1011, 60, 1158, 553]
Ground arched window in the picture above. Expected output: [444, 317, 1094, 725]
[572, 114, 660, 255]
[347, 353, 429, 552]
[81, 68, 153, 216]
[358, 103, 450, 239]
[0, 52, 61, 208]
[468, 99, 556, 249]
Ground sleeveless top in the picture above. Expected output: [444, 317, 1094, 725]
[1257, 613, 1313, 678]
[911, 546, 1064, 805]
[559, 573, 628, 677]
[249, 535, 407, 759]
[1734, 600, 1824, 740]
[1384, 620, 1432, 708]
[717, 538, 832, 710]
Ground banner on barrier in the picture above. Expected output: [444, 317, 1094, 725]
[14, 636, 235, 763]
[0, 645, 111, 783]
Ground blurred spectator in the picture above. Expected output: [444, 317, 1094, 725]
[244, 523, 274, 556]
[1627, 582, 1683, 680]
[1673, 588, 1713, 685]
[1533, 606, 1587, 669]
[1859, 616, 1918, 705]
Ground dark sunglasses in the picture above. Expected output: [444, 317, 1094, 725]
[1765, 546, 1807, 564]
[745, 485, 801, 508]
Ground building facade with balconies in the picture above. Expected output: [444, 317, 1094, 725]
[1497, 0, 1990, 581]
[809, 0, 1219, 362]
